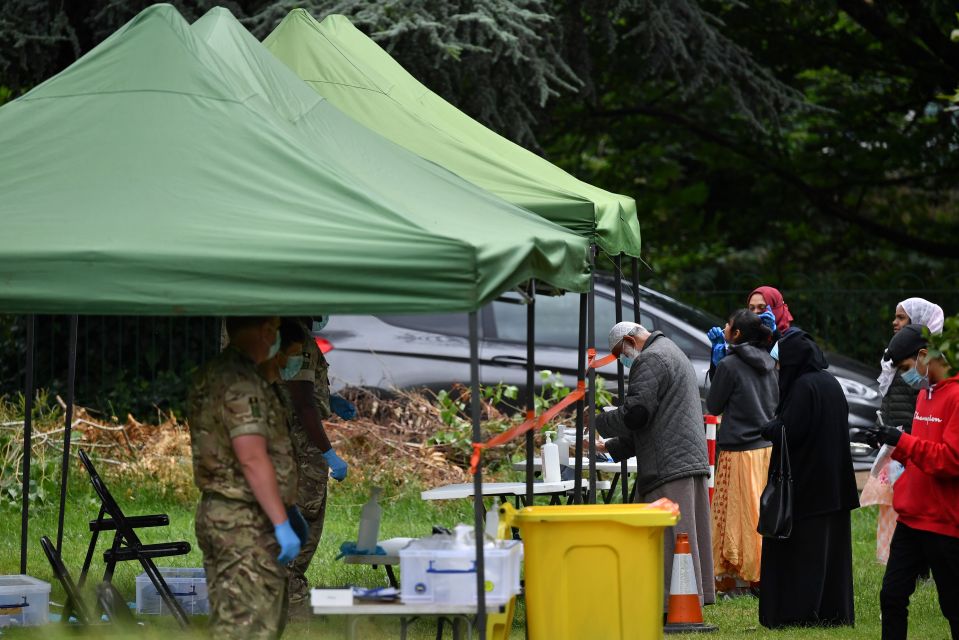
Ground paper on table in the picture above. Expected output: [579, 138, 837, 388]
[602, 405, 616, 412]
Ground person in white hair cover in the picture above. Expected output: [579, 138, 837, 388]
[863, 297, 944, 564]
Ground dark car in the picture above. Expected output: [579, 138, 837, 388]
[322, 282, 881, 469]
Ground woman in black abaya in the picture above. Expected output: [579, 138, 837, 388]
[759, 332, 859, 628]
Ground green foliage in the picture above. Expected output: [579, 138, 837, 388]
[924, 315, 959, 371]
[428, 373, 613, 467]
[0, 391, 66, 512]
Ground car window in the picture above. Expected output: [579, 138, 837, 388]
[658, 319, 710, 359]
[378, 314, 470, 337]
[491, 294, 653, 348]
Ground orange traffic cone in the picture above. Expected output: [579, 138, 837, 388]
[663, 533, 718, 634]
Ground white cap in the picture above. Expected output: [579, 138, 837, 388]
[609, 322, 642, 351]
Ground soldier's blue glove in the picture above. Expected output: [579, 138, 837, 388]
[758, 310, 776, 334]
[274, 520, 301, 565]
[286, 505, 309, 545]
[330, 394, 357, 420]
[706, 326, 725, 346]
[711, 343, 727, 367]
[323, 448, 349, 481]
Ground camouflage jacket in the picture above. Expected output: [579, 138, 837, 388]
[188, 346, 297, 504]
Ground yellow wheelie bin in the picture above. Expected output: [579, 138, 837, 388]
[499, 500, 679, 640]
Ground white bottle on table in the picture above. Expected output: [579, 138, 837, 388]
[555, 425, 571, 467]
[356, 487, 382, 553]
[542, 432, 561, 484]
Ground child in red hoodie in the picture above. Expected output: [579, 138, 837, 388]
[867, 324, 959, 640]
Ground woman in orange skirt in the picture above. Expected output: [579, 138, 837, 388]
[706, 309, 778, 596]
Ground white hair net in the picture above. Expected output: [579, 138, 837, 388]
[900, 298, 944, 333]
[609, 322, 642, 351]
[877, 297, 945, 395]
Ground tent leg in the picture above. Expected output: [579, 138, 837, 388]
[468, 311, 487, 637]
[57, 315, 79, 552]
[614, 256, 629, 503]
[631, 257, 641, 323]
[20, 315, 36, 574]
[587, 246, 597, 504]
[525, 280, 535, 505]
[573, 294, 587, 504]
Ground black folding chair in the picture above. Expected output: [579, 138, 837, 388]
[40, 535, 93, 625]
[76, 449, 191, 628]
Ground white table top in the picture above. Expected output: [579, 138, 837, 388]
[313, 600, 505, 615]
[512, 458, 638, 473]
[340, 538, 412, 565]
[421, 480, 575, 500]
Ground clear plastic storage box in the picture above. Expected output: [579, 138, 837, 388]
[0, 575, 50, 627]
[400, 538, 522, 606]
[135, 568, 208, 615]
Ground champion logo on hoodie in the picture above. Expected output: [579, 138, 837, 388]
[914, 413, 943, 424]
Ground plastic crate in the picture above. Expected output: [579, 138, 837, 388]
[0, 575, 50, 627]
[400, 540, 522, 606]
[135, 568, 208, 615]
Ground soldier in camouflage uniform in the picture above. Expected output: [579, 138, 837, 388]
[188, 316, 300, 640]
[285, 316, 351, 617]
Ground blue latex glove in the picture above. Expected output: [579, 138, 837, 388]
[758, 310, 776, 334]
[286, 505, 309, 545]
[274, 520, 301, 565]
[323, 448, 349, 481]
[330, 394, 357, 420]
[711, 343, 727, 368]
[706, 326, 725, 346]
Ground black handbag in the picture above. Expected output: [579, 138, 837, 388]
[758, 424, 793, 539]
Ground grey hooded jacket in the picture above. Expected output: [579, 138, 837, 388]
[596, 331, 709, 496]
[706, 343, 778, 451]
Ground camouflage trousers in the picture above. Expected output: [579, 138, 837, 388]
[196, 494, 289, 640]
[288, 433, 329, 614]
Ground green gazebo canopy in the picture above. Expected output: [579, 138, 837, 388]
[263, 9, 642, 258]
[0, 5, 590, 316]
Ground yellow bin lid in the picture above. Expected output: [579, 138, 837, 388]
[509, 502, 680, 528]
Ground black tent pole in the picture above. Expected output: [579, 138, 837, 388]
[632, 258, 641, 322]
[20, 315, 36, 574]
[587, 246, 597, 503]
[614, 255, 629, 503]
[468, 311, 487, 636]
[56, 315, 79, 552]
[573, 294, 587, 504]
[525, 280, 535, 505]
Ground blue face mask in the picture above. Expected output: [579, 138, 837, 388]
[311, 316, 329, 335]
[901, 365, 927, 390]
[280, 354, 304, 381]
[769, 341, 779, 362]
[618, 345, 638, 369]
[267, 332, 281, 359]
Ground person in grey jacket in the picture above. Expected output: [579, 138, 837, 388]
[595, 322, 714, 613]
[706, 309, 777, 595]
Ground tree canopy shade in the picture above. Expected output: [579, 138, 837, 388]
[0, 4, 591, 316]
[263, 9, 642, 259]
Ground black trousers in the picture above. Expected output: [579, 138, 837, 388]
[880, 522, 959, 640]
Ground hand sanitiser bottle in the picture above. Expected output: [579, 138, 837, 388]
[356, 487, 383, 553]
[542, 432, 561, 483]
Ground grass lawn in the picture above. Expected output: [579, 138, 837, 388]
[0, 471, 952, 639]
